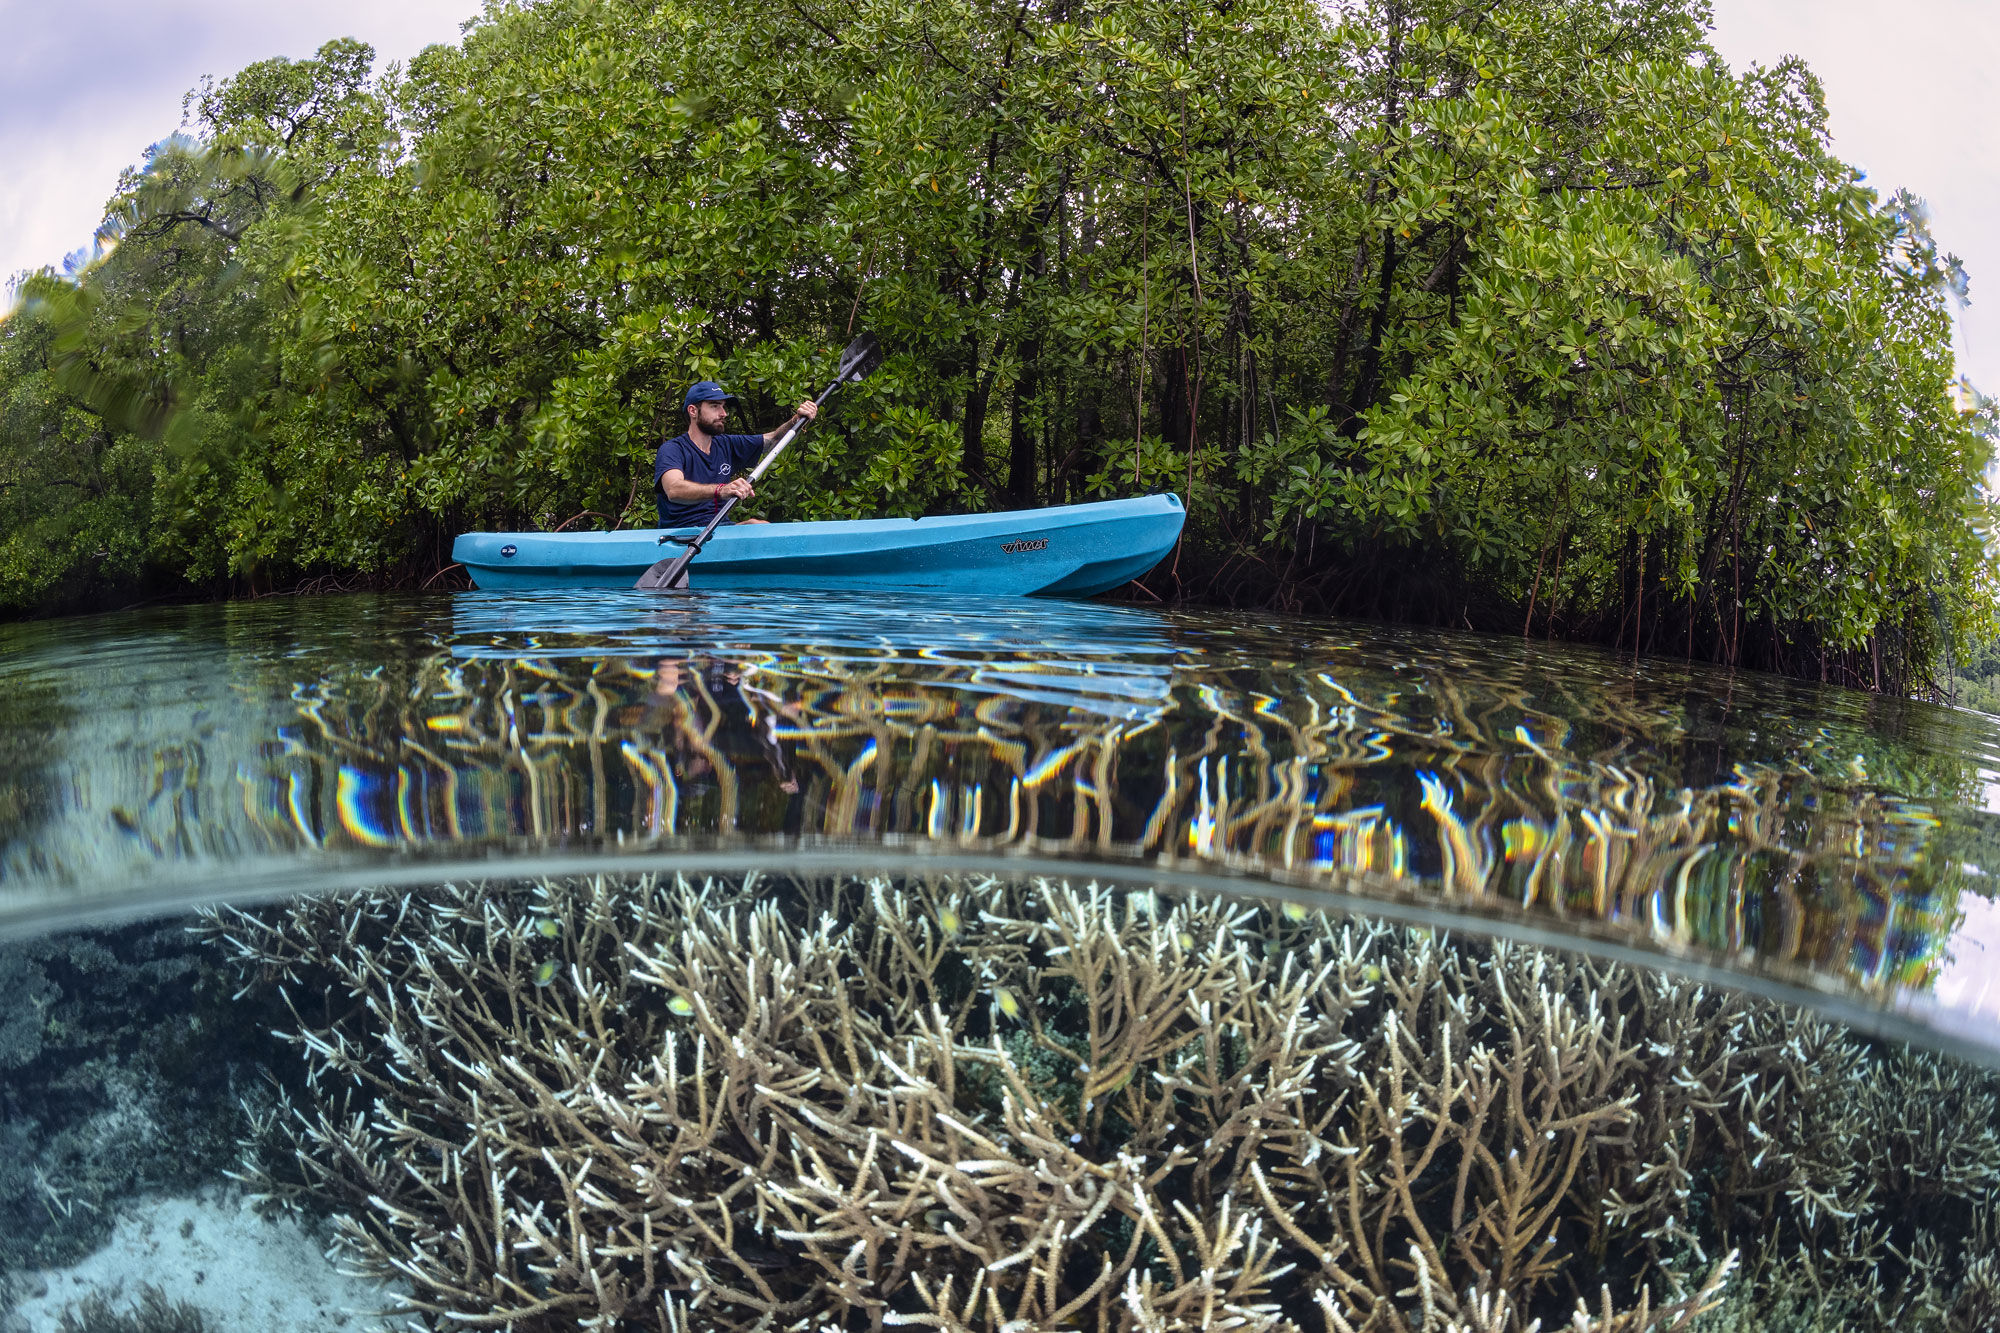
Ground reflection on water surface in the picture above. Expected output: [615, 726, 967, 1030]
[0, 591, 1997, 1061]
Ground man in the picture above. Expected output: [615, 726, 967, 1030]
[655, 381, 818, 529]
[651, 655, 801, 796]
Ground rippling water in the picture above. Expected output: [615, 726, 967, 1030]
[1, 590, 1996, 1060]
[3, 591, 1999, 1332]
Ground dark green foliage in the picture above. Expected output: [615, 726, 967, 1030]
[1950, 637, 2000, 716]
[2, 0, 1992, 691]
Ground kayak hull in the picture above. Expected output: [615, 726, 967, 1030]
[452, 495, 1185, 598]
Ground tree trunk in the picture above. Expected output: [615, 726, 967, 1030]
[1008, 345, 1041, 505]
[961, 334, 992, 485]
[1158, 345, 1192, 451]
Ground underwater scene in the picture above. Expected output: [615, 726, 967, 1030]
[0, 592, 1996, 1332]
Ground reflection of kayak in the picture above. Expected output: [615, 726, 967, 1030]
[453, 494, 1185, 597]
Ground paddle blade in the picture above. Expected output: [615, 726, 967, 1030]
[838, 331, 884, 384]
[634, 557, 690, 591]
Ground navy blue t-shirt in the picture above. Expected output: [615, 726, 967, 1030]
[653, 431, 766, 528]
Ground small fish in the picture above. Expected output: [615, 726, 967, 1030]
[1177, 931, 1196, 951]
[668, 995, 696, 1017]
[533, 917, 561, 939]
[925, 1209, 952, 1230]
[938, 905, 961, 935]
[532, 959, 559, 987]
[1281, 901, 1310, 922]
[1361, 964, 1383, 984]
[993, 986, 1023, 1020]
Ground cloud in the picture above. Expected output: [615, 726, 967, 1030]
[1, 0, 477, 290]
[1710, 0, 2000, 393]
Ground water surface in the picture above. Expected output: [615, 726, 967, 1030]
[2, 590, 1996, 1063]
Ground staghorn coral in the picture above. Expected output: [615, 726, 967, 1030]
[51, 1285, 210, 1333]
[197, 874, 1996, 1333]
[1576, 970, 2000, 1327]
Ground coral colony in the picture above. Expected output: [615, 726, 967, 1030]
[198, 874, 1999, 1333]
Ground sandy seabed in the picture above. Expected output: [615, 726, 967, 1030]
[2, 1191, 413, 1333]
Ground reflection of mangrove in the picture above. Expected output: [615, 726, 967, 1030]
[0, 677, 74, 864]
[203, 874, 2000, 1333]
[256, 652, 1965, 991]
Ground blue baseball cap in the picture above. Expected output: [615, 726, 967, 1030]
[683, 380, 737, 408]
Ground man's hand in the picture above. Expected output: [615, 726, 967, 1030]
[717, 476, 755, 501]
[762, 400, 820, 447]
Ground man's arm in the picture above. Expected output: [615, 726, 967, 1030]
[661, 468, 753, 503]
[760, 399, 819, 446]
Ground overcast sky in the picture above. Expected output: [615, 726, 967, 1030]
[1707, 0, 2000, 391]
[0, 0, 479, 286]
[2, 1, 1995, 385]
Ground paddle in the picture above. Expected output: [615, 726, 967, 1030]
[635, 333, 885, 591]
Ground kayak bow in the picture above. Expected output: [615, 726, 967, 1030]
[453, 494, 1184, 598]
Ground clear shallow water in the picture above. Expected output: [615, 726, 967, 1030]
[7, 871, 1999, 1333]
[4, 591, 2000, 1332]
[1, 590, 1996, 1062]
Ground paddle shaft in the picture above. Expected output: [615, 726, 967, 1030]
[642, 371, 848, 590]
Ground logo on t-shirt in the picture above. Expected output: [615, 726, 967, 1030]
[719, 463, 732, 476]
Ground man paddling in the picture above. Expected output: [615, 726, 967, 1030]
[654, 381, 818, 529]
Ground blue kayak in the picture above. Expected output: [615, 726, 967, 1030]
[453, 494, 1184, 597]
